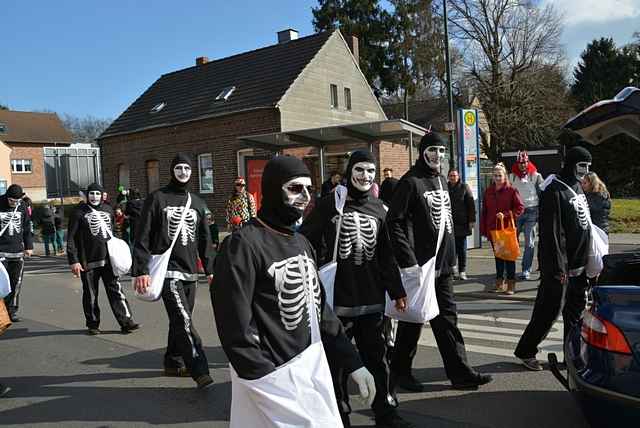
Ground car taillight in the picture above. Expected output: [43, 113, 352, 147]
[581, 310, 632, 355]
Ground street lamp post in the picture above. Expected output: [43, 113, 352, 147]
[443, 0, 456, 169]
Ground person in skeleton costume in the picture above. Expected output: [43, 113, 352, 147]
[0, 184, 33, 322]
[213, 155, 376, 427]
[515, 146, 593, 371]
[67, 183, 138, 335]
[300, 150, 412, 428]
[132, 153, 215, 389]
[387, 132, 493, 391]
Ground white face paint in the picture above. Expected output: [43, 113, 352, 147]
[575, 161, 591, 180]
[173, 163, 192, 184]
[88, 191, 103, 206]
[423, 145, 446, 170]
[350, 161, 376, 192]
[282, 177, 312, 214]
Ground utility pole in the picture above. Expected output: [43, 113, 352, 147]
[443, 0, 456, 168]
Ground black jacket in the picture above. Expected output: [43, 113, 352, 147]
[67, 202, 113, 270]
[386, 165, 456, 276]
[40, 208, 56, 235]
[585, 192, 611, 233]
[0, 196, 34, 258]
[448, 181, 476, 237]
[132, 184, 214, 279]
[125, 198, 144, 241]
[539, 175, 591, 278]
[212, 219, 362, 380]
[300, 194, 405, 317]
[379, 177, 399, 206]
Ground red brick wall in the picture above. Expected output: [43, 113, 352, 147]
[378, 141, 414, 179]
[99, 109, 280, 223]
[9, 143, 46, 189]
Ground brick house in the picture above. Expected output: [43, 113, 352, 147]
[0, 110, 73, 201]
[98, 29, 422, 222]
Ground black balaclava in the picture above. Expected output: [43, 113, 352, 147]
[258, 156, 311, 233]
[169, 153, 193, 191]
[86, 183, 104, 207]
[417, 131, 447, 173]
[561, 146, 592, 181]
[344, 150, 376, 201]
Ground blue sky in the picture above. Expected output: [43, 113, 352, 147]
[1, 1, 637, 120]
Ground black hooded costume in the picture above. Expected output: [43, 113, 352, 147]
[212, 155, 362, 381]
[1, 184, 34, 319]
[515, 146, 593, 360]
[299, 150, 408, 422]
[67, 183, 137, 332]
[132, 153, 214, 384]
[386, 132, 491, 390]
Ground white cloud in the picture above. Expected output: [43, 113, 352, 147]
[544, 0, 640, 25]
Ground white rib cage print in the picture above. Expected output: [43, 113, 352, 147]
[423, 189, 453, 234]
[335, 212, 378, 265]
[569, 194, 591, 230]
[163, 206, 198, 246]
[267, 253, 321, 331]
[0, 211, 22, 236]
[84, 210, 112, 238]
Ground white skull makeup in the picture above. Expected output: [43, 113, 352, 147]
[350, 161, 376, 192]
[282, 177, 312, 215]
[173, 163, 192, 184]
[575, 161, 591, 180]
[423, 145, 446, 170]
[88, 190, 103, 206]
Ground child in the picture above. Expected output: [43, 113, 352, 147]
[207, 213, 219, 253]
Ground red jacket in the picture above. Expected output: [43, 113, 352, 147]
[480, 183, 524, 241]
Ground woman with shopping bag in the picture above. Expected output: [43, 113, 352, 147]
[300, 150, 412, 428]
[386, 131, 493, 393]
[480, 163, 524, 295]
[213, 156, 376, 428]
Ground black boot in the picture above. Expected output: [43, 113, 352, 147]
[390, 371, 424, 393]
[451, 372, 493, 390]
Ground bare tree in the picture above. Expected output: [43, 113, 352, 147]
[448, 0, 570, 160]
[61, 114, 112, 145]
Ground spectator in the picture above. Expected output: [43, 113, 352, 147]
[114, 205, 129, 242]
[582, 172, 611, 234]
[447, 169, 476, 280]
[379, 167, 399, 206]
[125, 188, 144, 243]
[224, 177, 256, 231]
[116, 186, 128, 205]
[40, 205, 57, 256]
[480, 163, 524, 295]
[320, 171, 342, 197]
[54, 207, 65, 255]
[509, 150, 543, 280]
[207, 213, 220, 253]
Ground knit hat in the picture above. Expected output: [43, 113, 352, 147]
[86, 183, 104, 194]
[5, 184, 24, 199]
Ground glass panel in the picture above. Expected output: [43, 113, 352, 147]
[199, 154, 214, 193]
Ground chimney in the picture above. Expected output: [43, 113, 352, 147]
[196, 56, 209, 66]
[277, 29, 299, 44]
[346, 35, 359, 67]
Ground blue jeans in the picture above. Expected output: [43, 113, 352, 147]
[43, 233, 57, 256]
[517, 207, 538, 273]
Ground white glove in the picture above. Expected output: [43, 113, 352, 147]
[349, 367, 376, 407]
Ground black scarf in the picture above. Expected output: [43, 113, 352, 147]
[258, 156, 311, 234]
[344, 150, 376, 202]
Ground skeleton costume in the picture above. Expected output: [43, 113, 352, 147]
[67, 183, 137, 333]
[300, 150, 409, 426]
[0, 184, 34, 320]
[387, 132, 492, 390]
[213, 156, 371, 426]
[515, 146, 592, 361]
[132, 153, 214, 383]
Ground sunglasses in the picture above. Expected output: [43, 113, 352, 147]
[235, 183, 245, 187]
[286, 184, 314, 194]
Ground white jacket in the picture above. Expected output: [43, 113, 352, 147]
[509, 172, 543, 209]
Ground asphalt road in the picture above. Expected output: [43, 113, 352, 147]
[4, 243, 637, 427]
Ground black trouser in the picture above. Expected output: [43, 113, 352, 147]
[3, 258, 24, 317]
[454, 236, 467, 272]
[391, 275, 475, 383]
[161, 279, 209, 380]
[81, 265, 135, 329]
[332, 312, 396, 419]
[515, 273, 589, 359]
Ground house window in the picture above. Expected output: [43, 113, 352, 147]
[11, 159, 32, 173]
[146, 160, 160, 193]
[198, 153, 214, 194]
[0, 123, 7, 134]
[344, 87, 352, 111]
[330, 84, 339, 108]
[215, 86, 236, 102]
[0, 180, 7, 195]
